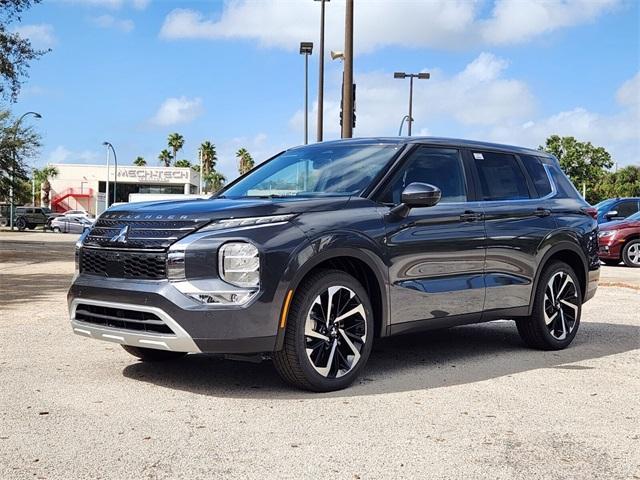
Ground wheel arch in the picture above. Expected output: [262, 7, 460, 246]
[528, 240, 588, 314]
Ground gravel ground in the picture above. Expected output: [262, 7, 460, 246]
[1, 231, 639, 479]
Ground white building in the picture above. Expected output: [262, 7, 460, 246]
[48, 164, 201, 214]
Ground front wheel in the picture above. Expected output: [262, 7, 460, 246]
[622, 240, 640, 268]
[121, 345, 187, 362]
[273, 269, 374, 392]
[16, 217, 27, 231]
[52, 226, 61, 233]
[516, 261, 582, 350]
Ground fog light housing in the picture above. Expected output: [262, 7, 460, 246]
[219, 242, 260, 288]
[186, 290, 256, 306]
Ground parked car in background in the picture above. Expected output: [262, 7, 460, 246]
[0, 203, 10, 227]
[69, 137, 600, 392]
[51, 215, 94, 234]
[63, 209, 95, 220]
[594, 197, 640, 224]
[598, 210, 640, 267]
[14, 206, 62, 231]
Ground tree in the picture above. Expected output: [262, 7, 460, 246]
[133, 156, 146, 167]
[174, 159, 191, 168]
[158, 149, 172, 167]
[0, 109, 41, 201]
[200, 140, 216, 176]
[33, 165, 57, 207]
[592, 166, 640, 201]
[205, 170, 226, 193]
[167, 133, 184, 165]
[540, 135, 613, 204]
[236, 148, 254, 175]
[1, 0, 50, 102]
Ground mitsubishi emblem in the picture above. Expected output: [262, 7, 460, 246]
[110, 225, 130, 243]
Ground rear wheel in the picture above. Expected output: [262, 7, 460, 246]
[622, 240, 640, 268]
[517, 261, 582, 350]
[121, 345, 187, 362]
[273, 269, 374, 392]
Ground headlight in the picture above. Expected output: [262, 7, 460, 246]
[598, 230, 615, 239]
[219, 242, 260, 288]
[200, 214, 295, 232]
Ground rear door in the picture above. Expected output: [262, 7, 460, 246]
[381, 145, 486, 329]
[469, 150, 557, 315]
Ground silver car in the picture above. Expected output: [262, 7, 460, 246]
[51, 216, 93, 234]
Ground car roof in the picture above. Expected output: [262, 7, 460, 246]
[292, 136, 553, 158]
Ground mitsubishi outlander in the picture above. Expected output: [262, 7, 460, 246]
[69, 138, 600, 391]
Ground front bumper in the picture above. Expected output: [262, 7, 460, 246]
[68, 274, 282, 354]
[598, 239, 622, 260]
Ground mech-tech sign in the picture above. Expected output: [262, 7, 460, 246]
[116, 167, 190, 183]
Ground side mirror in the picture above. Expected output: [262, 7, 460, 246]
[389, 182, 442, 218]
[605, 210, 618, 218]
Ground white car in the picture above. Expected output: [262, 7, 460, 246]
[51, 215, 94, 234]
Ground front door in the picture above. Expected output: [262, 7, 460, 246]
[380, 146, 486, 330]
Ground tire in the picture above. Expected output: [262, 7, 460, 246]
[622, 239, 640, 268]
[28, 224, 36, 230]
[16, 218, 27, 231]
[0, 218, 7, 227]
[52, 226, 61, 233]
[516, 261, 582, 350]
[273, 269, 374, 392]
[601, 259, 620, 266]
[121, 345, 187, 362]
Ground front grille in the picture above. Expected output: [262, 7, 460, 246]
[75, 304, 174, 335]
[81, 248, 167, 279]
[84, 216, 208, 250]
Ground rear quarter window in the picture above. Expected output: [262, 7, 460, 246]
[520, 155, 553, 198]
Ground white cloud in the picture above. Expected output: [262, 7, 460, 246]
[160, 0, 620, 52]
[149, 96, 204, 127]
[46, 146, 102, 165]
[91, 14, 134, 32]
[290, 53, 534, 137]
[616, 72, 640, 108]
[12, 24, 56, 48]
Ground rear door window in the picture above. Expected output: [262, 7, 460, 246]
[520, 155, 553, 198]
[473, 151, 531, 201]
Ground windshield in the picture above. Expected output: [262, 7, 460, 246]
[220, 144, 401, 198]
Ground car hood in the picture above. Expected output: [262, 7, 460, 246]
[100, 196, 352, 221]
[599, 219, 640, 231]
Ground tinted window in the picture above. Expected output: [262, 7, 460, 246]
[474, 151, 530, 201]
[520, 155, 552, 198]
[380, 147, 467, 204]
[617, 200, 639, 218]
[548, 166, 581, 199]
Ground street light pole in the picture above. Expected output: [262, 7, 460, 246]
[394, 71, 430, 136]
[314, 0, 329, 142]
[300, 42, 314, 145]
[9, 111, 41, 231]
[102, 142, 118, 205]
[198, 148, 203, 195]
[342, 0, 354, 139]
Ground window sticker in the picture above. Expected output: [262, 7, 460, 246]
[473, 152, 484, 160]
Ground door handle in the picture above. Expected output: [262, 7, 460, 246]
[535, 208, 551, 217]
[460, 211, 483, 222]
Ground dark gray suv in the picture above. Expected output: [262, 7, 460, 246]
[69, 138, 600, 391]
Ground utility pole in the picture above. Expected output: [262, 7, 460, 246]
[341, 0, 354, 139]
[315, 0, 329, 142]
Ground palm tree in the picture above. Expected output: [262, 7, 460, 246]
[158, 149, 172, 167]
[167, 133, 185, 164]
[205, 170, 226, 193]
[33, 165, 58, 207]
[200, 141, 217, 176]
[174, 159, 191, 168]
[236, 148, 254, 175]
[133, 156, 146, 167]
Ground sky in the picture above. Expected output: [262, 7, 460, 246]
[11, 0, 640, 180]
